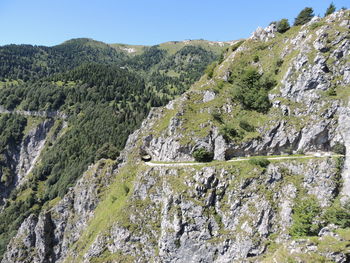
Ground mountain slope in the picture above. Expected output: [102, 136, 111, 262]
[0, 38, 127, 81]
[111, 39, 230, 56]
[0, 38, 226, 258]
[2, 9, 350, 263]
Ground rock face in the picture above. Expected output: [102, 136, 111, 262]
[250, 23, 277, 42]
[3, 9, 350, 263]
[337, 103, 350, 203]
[16, 119, 54, 186]
[0, 118, 55, 203]
[2, 160, 115, 263]
[140, 9, 350, 162]
[50, 158, 342, 262]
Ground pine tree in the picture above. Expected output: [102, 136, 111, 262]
[325, 3, 336, 16]
[294, 7, 314, 26]
[276, 19, 290, 33]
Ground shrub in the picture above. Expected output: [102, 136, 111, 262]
[290, 196, 321, 237]
[205, 62, 217, 79]
[0, 167, 12, 186]
[248, 157, 270, 168]
[326, 86, 337, 96]
[216, 81, 225, 90]
[239, 120, 255, 132]
[332, 142, 346, 155]
[323, 201, 350, 228]
[231, 68, 276, 113]
[274, 59, 284, 74]
[218, 52, 225, 64]
[211, 109, 223, 123]
[95, 143, 119, 161]
[257, 44, 268, 50]
[192, 148, 214, 162]
[276, 19, 290, 33]
[276, 59, 284, 67]
[219, 123, 239, 141]
[122, 184, 130, 195]
[253, 55, 259, 63]
[294, 7, 314, 26]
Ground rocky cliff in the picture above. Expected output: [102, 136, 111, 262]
[0, 116, 56, 203]
[3, 9, 350, 263]
[3, 160, 116, 263]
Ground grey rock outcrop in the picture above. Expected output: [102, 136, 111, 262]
[16, 119, 54, 186]
[71, 158, 340, 263]
[140, 9, 349, 162]
[3, 9, 350, 263]
[2, 160, 115, 263]
[0, 118, 55, 204]
[338, 103, 350, 202]
[250, 24, 277, 42]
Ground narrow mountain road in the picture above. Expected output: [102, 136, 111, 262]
[144, 153, 344, 167]
[0, 106, 67, 119]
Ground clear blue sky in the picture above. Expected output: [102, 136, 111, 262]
[0, 0, 348, 46]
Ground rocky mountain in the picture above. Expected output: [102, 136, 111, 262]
[2, 8, 350, 263]
[0, 38, 226, 259]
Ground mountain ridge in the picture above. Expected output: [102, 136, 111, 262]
[1, 8, 350, 263]
[0, 30, 227, 259]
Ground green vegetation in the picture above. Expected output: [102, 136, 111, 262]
[276, 19, 290, 33]
[0, 6, 349, 260]
[0, 38, 225, 258]
[211, 109, 223, 123]
[332, 142, 346, 155]
[205, 62, 217, 78]
[192, 148, 214, 162]
[239, 120, 255, 132]
[158, 40, 227, 56]
[231, 40, 244, 52]
[0, 38, 127, 81]
[325, 3, 336, 16]
[248, 157, 270, 168]
[219, 123, 240, 141]
[323, 200, 350, 228]
[0, 42, 220, 200]
[294, 7, 314, 26]
[127, 44, 220, 100]
[326, 85, 337, 96]
[309, 22, 326, 30]
[290, 196, 321, 237]
[0, 114, 27, 186]
[71, 163, 162, 261]
[230, 68, 276, 113]
[0, 115, 36, 256]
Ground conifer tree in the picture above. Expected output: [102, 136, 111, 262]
[276, 19, 290, 33]
[325, 3, 336, 16]
[294, 7, 314, 26]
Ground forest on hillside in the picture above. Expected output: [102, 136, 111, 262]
[0, 38, 224, 256]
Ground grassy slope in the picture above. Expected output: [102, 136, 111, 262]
[149, 13, 350, 149]
[0, 37, 229, 259]
[111, 39, 230, 57]
[110, 43, 147, 56]
[66, 11, 350, 262]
